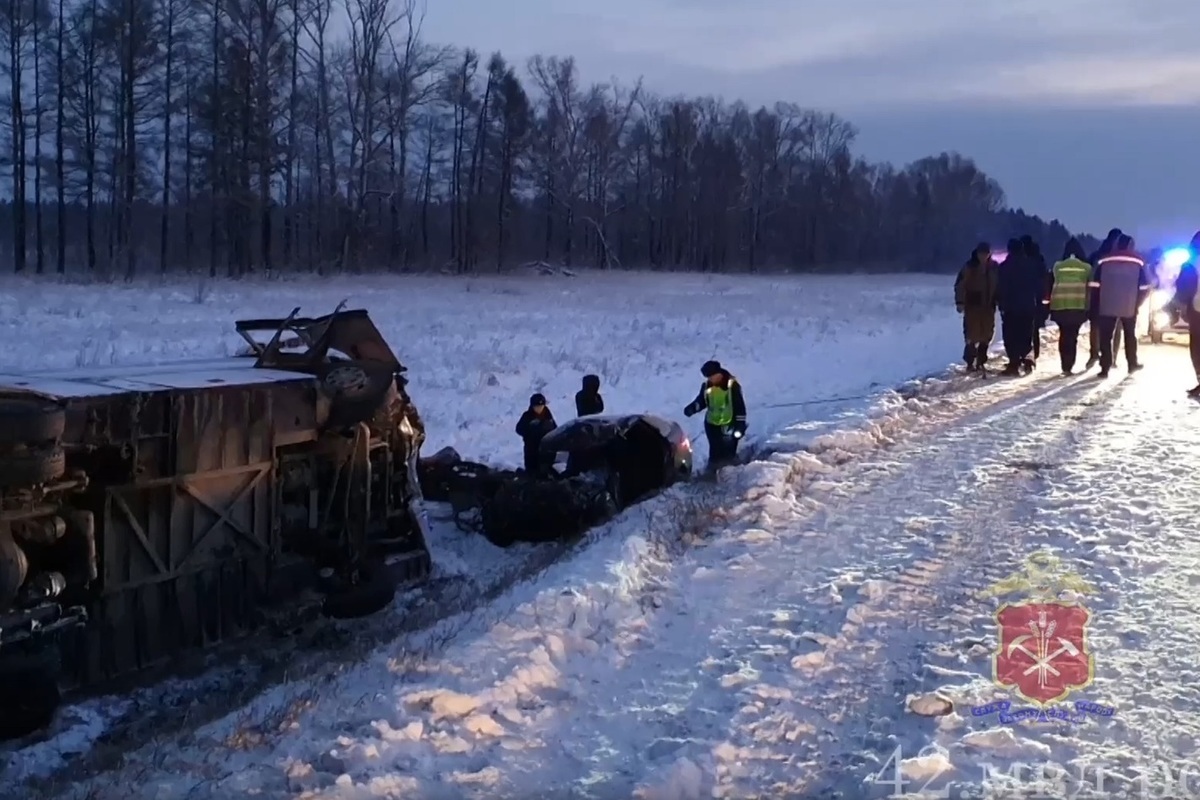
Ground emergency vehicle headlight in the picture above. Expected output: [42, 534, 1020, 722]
[1151, 289, 1173, 310]
[1164, 248, 1191, 269]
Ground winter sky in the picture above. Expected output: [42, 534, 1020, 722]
[425, 0, 1200, 244]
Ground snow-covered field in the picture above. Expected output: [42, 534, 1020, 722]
[0, 270, 953, 469]
[3, 270, 1196, 799]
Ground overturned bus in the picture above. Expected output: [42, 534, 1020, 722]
[0, 305, 431, 740]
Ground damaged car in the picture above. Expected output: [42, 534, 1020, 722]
[422, 414, 692, 548]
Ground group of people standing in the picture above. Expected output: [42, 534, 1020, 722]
[955, 228, 1153, 379]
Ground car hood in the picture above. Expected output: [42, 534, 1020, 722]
[540, 414, 671, 453]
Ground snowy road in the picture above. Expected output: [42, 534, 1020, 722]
[447, 353, 1153, 799]
[12, 340, 1200, 799]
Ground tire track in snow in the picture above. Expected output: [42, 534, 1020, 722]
[686, 372, 1128, 799]
[889, 358, 1200, 799]
[796, 373, 1135, 798]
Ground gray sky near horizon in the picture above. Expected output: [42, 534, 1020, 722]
[422, 0, 1200, 245]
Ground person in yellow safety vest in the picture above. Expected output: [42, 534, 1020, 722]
[683, 360, 747, 468]
[1048, 237, 1093, 375]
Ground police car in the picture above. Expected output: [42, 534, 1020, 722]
[1146, 247, 1192, 345]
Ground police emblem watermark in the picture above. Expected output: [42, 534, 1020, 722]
[973, 551, 1115, 723]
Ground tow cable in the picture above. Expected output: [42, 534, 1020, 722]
[685, 376, 937, 455]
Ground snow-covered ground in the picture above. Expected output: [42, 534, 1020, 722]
[5, 270, 1197, 799]
[0, 270, 953, 469]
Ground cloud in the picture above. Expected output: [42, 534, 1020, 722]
[418, 0, 1200, 235]
[422, 0, 1200, 109]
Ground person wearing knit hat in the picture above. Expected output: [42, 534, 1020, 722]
[684, 360, 747, 469]
[515, 392, 557, 474]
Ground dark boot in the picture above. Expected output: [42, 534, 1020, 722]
[1188, 384, 1200, 397]
[973, 343, 989, 370]
[963, 343, 973, 368]
[1001, 362, 1021, 376]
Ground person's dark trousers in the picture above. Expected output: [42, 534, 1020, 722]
[704, 422, 738, 466]
[1032, 318, 1041, 359]
[971, 342, 988, 369]
[1088, 323, 1099, 363]
[1052, 310, 1086, 372]
[962, 342, 988, 368]
[1097, 316, 1138, 372]
[1002, 313, 1035, 363]
[1118, 316, 1137, 368]
[523, 443, 542, 473]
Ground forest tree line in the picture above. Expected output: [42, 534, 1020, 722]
[0, 0, 1090, 279]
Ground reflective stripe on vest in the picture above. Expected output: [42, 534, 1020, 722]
[705, 382, 735, 426]
[1050, 260, 1090, 310]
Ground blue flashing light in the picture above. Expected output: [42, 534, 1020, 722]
[1163, 247, 1191, 269]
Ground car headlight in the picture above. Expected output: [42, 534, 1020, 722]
[1151, 289, 1173, 311]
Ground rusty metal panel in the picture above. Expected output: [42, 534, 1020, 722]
[85, 385, 281, 678]
[0, 359, 312, 398]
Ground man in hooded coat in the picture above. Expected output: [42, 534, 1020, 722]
[954, 242, 998, 371]
[996, 238, 1043, 374]
[1021, 235, 1050, 363]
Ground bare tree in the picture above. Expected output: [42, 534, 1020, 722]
[0, 17, 1090, 278]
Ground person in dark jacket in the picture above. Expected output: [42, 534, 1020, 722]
[1021, 236, 1050, 362]
[1086, 228, 1123, 368]
[1090, 234, 1149, 378]
[996, 238, 1043, 375]
[575, 374, 604, 416]
[683, 360, 746, 467]
[954, 242, 998, 371]
[515, 393, 557, 473]
[1171, 230, 1200, 396]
